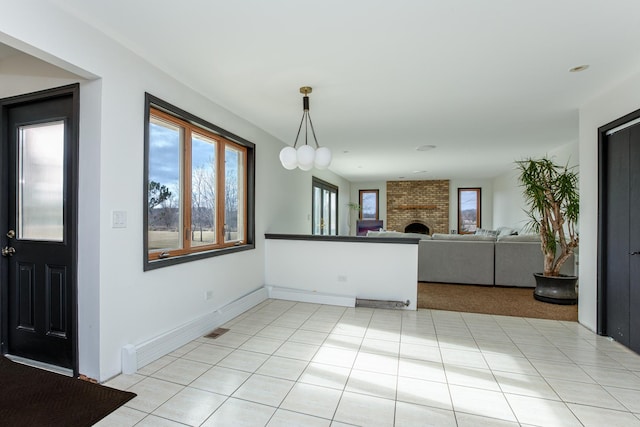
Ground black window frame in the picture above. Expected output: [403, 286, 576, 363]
[457, 187, 481, 234]
[311, 177, 339, 236]
[359, 189, 380, 220]
[143, 93, 255, 271]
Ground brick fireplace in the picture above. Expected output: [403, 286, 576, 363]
[386, 180, 449, 234]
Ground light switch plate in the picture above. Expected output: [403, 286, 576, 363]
[112, 210, 127, 228]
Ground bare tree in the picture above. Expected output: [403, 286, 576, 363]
[225, 164, 239, 240]
[158, 190, 178, 231]
[191, 159, 216, 241]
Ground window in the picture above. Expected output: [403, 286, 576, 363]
[312, 177, 338, 235]
[359, 189, 379, 220]
[458, 188, 481, 234]
[144, 94, 254, 270]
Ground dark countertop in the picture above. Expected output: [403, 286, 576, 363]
[264, 233, 420, 245]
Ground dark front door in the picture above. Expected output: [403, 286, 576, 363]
[1, 85, 78, 371]
[602, 118, 640, 354]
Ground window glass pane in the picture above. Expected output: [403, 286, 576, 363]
[361, 192, 378, 219]
[191, 133, 216, 247]
[224, 145, 244, 242]
[18, 121, 64, 241]
[313, 187, 322, 235]
[148, 117, 182, 251]
[322, 189, 331, 235]
[458, 188, 480, 234]
[330, 192, 337, 234]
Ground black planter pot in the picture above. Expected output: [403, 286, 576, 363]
[533, 273, 578, 305]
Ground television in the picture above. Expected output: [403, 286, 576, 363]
[356, 220, 384, 236]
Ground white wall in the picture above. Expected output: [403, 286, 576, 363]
[449, 179, 494, 233]
[265, 169, 351, 235]
[0, 51, 86, 97]
[77, 78, 103, 378]
[265, 238, 418, 310]
[579, 71, 640, 332]
[492, 169, 524, 230]
[492, 142, 579, 232]
[0, 2, 346, 380]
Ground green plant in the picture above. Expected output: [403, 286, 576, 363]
[516, 157, 579, 277]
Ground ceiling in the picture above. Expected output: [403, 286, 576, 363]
[40, 1, 640, 181]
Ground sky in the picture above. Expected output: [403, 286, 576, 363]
[459, 190, 478, 211]
[149, 122, 217, 188]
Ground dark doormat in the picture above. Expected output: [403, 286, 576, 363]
[0, 355, 136, 427]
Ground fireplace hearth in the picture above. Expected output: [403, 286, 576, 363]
[404, 222, 429, 234]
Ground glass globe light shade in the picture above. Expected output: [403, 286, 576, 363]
[297, 145, 315, 170]
[298, 162, 313, 171]
[314, 147, 332, 169]
[279, 146, 298, 170]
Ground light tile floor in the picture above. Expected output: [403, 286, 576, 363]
[98, 300, 640, 426]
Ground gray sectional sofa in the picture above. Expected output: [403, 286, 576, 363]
[367, 231, 575, 287]
[418, 234, 496, 285]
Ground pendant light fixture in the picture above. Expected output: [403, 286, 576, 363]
[279, 86, 331, 170]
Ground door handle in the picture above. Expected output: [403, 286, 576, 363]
[2, 246, 15, 257]
[631, 251, 640, 255]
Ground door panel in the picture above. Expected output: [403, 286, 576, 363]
[1, 85, 78, 371]
[604, 122, 640, 354]
[606, 129, 630, 345]
[629, 125, 640, 353]
[17, 262, 36, 330]
[47, 265, 68, 338]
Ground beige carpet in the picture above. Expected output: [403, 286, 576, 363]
[418, 282, 578, 321]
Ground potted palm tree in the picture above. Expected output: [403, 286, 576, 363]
[516, 157, 579, 304]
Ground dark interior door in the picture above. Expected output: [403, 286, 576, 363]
[604, 122, 640, 353]
[629, 124, 640, 352]
[1, 85, 78, 371]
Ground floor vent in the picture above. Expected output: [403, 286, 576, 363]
[204, 328, 230, 339]
[355, 299, 410, 309]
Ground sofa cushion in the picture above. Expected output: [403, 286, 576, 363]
[419, 239, 495, 284]
[475, 228, 499, 237]
[431, 233, 496, 242]
[496, 226, 519, 237]
[367, 230, 431, 240]
[497, 234, 541, 242]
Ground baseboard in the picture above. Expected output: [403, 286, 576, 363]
[266, 285, 355, 307]
[132, 287, 268, 371]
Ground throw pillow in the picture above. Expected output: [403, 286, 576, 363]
[475, 228, 498, 237]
